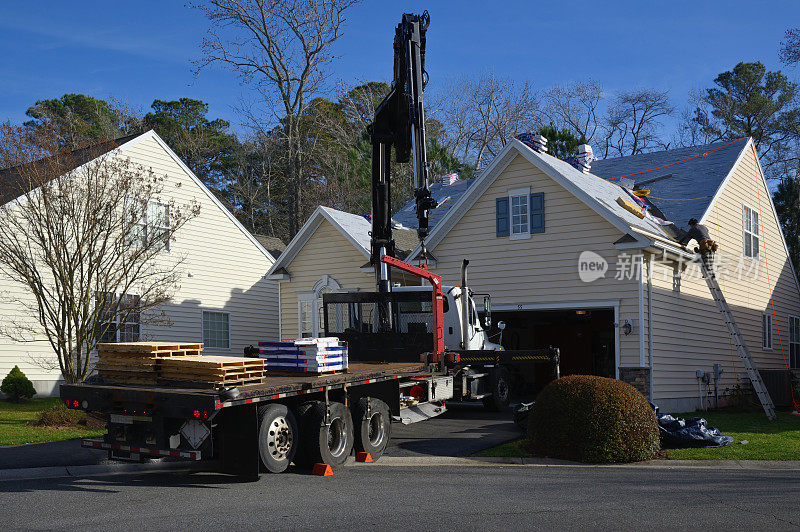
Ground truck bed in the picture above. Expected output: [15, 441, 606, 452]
[61, 362, 427, 417]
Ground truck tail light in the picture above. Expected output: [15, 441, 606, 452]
[193, 410, 201, 419]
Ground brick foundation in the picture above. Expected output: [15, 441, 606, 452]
[618, 367, 651, 399]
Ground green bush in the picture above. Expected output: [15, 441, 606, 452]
[35, 402, 83, 427]
[1, 365, 36, 403]
[528, 375, 660, 463]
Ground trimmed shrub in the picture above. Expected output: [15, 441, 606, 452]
[35, 402, 83, 427]
[1, 365, 36, 403]
[528, 375, 659, 463]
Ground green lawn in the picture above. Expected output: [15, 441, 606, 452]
[0, 398, 105, 446]
[664, 410, 800, 460]
[474, 410, 800, 461]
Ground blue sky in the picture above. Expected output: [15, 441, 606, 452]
[1, 1, 798, 135]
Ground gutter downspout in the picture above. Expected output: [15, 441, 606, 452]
[460, 259, 469, 350]
[638, 254, 645, 367]
[648, 254, 654, 402]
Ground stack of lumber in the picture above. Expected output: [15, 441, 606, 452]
[257, 337, 348, 375]
[96, 342, 203, 385]
[158, 356, 266, 386]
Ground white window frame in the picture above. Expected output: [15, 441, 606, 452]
[762, 313, 773, 350]
[97, 292, 141, 343]
[743, 204, 759, 259]
[297, 276, 342, 338]
[508, 186, 531, 240]
[789, 315, 800, 369]
[128, 198, 171, 251]
[202, 310, 230, 349]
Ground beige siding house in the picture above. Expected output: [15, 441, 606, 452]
[267, 206, 419, 340]
[0, 131, 280, 395]
[405, 137, 800, 412]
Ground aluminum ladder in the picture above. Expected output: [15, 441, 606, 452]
[699, 254, 777, 420]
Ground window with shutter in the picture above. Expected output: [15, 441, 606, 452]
[496, 197, 509, 237]
[530, 192, 545, 234]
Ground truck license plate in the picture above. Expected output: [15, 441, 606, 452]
[110, 414, 133, 425]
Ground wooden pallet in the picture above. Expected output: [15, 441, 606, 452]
[157, 356, 266, 386]
[264, 369, 347, 377]
[96, 342, 204, 385]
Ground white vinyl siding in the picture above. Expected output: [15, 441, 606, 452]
[0, 133, 280, 394]
[762, 313, 772, 350]
[202, 311, 230, 349]
[743, 204, 759, 258]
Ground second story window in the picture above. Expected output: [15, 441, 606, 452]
[743, 205, 759, 259]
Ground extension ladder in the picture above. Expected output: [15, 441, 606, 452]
[699, 254, 777, 420]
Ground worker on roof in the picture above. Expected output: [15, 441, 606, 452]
[679, 218, 718, 256]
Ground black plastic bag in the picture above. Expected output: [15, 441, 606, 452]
[651, 403, 733, 448]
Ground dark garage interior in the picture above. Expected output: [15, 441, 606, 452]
[491, 308, 616, 392]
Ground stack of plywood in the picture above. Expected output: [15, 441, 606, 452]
[158, 356, 266, 386]
[96, 342, 203, 385]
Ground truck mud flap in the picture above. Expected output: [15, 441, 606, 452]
[394, 402, 447, 425]
[216, 404, 260, 481]
[82, 438, 201, 460]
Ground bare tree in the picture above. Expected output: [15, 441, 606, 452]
[672, 87, 719, 148]
[780, 28, 800, 66]
[601, 88, 673, 158]
[193, 0, 361, 237]
[440, 72, 541, 169]
[0, 124, 200, 383]
[543, 79, 603, 143]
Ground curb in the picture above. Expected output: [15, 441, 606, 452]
[357, 456, 800, 470]
[2, 456, 799, 482]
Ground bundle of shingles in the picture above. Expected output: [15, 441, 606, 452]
[257, 337, 348, 374]
[96, 342, 203, 385]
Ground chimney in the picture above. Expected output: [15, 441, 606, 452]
[576, 144, 594, 173]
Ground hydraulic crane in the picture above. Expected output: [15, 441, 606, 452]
[369, 11, 437, 293]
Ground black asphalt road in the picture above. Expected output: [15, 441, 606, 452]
[2, 465, 799, 530]
[0, 402, 517, 469]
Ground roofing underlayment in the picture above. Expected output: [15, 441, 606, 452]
[392, 179, 476, 230]
[589, 139, 748, 230]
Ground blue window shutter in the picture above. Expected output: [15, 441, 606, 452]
[496, 197, 509, 237]
[530, 193, 545, 234]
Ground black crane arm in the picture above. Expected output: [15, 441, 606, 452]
[369, 11, 436, 293]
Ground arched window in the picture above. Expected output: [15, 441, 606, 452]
[298, 276, 342, 338]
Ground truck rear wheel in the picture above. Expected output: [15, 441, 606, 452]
[258, 403, 298, 473]
[482, 366, 512, 411]
[353, 398, 391, 460]
[298, 401, 354, 469]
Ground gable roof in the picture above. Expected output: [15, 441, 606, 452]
[392, 179, 477, 230]
[0, 132, 142, 205]
[267, 206, 418, 275]
[254, 234, 286, 258]
[0, 130, 276, 264]
[589, 138, 748, 229]
[408, 139, 678, 261]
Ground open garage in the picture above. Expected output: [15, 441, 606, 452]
[492, 308, 616, 390]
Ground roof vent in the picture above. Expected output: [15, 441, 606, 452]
[515, 133, 547, 154]
[576, 144, 595, 173]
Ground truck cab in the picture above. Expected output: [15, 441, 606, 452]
[392, 285, 502, 351]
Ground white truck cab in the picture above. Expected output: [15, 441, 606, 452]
[391, 285, 503, 352]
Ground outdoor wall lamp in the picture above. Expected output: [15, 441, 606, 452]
[622, 319, 633, 336]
